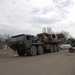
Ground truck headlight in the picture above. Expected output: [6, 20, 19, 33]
[9, 44, 11, 46]
[20, 42, 22, 44]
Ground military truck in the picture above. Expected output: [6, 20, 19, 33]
[8, 33, 60, 56]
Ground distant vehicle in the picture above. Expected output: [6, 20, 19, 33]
[8, 33, 60, 56]
[69, 40, 75, 53]
[59, 44, 71, 49]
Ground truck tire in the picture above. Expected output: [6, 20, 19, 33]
[54, 45, 57, 52]
[29, 46, 37, 56]
[50, 45, 54, 53]
[37, 46, 44, 55]
[17, 50, 25, 56]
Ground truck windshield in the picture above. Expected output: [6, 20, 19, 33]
[11, 36, 24, 42]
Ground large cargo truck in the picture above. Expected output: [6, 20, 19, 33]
[8, 33, 60, 56]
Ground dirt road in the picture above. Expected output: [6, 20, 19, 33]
[0, 49, 75, 75]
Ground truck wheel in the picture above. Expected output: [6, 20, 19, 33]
[17, 50, 25, 56]
[50, 45, 54, 53]
[54, 45, 57, 52]
[38, 46, 44, 55]
[29, 46, 37, 56]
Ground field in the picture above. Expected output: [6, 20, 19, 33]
[0, 49, 17, 58]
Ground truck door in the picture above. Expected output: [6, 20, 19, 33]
[24, 36, 32, 48]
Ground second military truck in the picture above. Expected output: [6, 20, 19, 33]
[9, 33, 60, 56]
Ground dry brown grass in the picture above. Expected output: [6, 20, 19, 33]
[0, 49, 16, 58]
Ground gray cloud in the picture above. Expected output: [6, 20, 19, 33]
[53, 0, 74, 14]
[0, 0, 32, 24]
[0, 0, 75, 37]
[42, 6, 53, 14]
[32, 6, 52, 14]
[31, 0, 74, 25]
[32, 8, 40, 13]
[0, 24, 20, 35]
[0, 0, 73, 26]
[31, 17, 59, 24]
[0, 23, 40, 35]
[53, 0, 73, 8]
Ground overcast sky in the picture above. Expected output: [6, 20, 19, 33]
[0, 0, 75, 37]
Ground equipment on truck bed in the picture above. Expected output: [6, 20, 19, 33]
[8, 33, 60, 56]
[56, 33, 66, 44]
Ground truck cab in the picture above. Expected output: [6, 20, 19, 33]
[9, 34, 35, 56]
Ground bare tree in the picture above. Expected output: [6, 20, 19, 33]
[0, 34, 11, 49]
[47, 27, 52, 34]
[42, 27, 46, 33]
[42, 27, 52, 34]
[61, 31, 72, 39]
